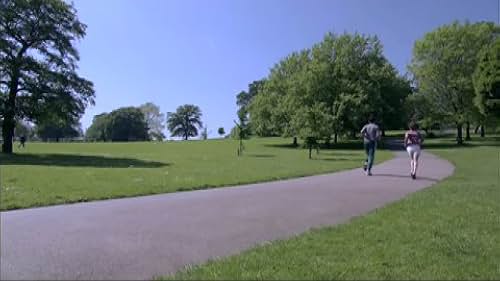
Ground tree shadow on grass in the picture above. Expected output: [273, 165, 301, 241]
[263, 143, 299, 149]
[0, 153, 169, 168]
[245, 154, 276, 158]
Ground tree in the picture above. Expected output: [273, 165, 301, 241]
[85, 107, 149, 142]
[249, 32, 400, 148]
[167, 104, 203, 140]
[292, 103, 332, 159]
[85, 113, 109, 141]
[217, 127, 225, 137]
[0, 0, 95, 153]
[249, 50, 310, 142]
[35, 117, 81, 142]
[139, 102, 166, 141]
[404, 91, 439, 133]
[473, 38, 500, 117]
[236, 79, 266, 135]
[106, 107, 148, 141]
[409, 21, 499, 144]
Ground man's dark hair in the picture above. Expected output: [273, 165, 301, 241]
[409, 121, 418, 130]
[368, 115, 376, 123]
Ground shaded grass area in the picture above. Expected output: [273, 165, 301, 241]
[0, 138, 391, 210]
[0, 153, 168, 168]
[163, 137, 500, 280]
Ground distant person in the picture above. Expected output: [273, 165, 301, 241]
[404, 122, 424, 180]
[360, 116, 381, 176]
[19, 136, 26, 148]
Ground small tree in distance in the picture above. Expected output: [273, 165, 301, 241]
[218, 127, 225, 137]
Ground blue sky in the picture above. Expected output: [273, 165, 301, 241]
[73, 0, 498, 138]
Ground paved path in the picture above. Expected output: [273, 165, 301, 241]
[1, 150, 454, 280]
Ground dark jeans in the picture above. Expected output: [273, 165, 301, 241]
[364, 141, 377, 171]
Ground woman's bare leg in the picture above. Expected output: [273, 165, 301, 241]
[413, 152, 420, 175]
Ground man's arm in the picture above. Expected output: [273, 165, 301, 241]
[360, 126, 367, 139]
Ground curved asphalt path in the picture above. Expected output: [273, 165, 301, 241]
[1, 148, 454, 280]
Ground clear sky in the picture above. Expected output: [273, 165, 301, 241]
[73, 0, 499, 138]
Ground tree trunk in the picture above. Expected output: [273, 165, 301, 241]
[1, 116, 14, 154]
[456, 123, 463, 145]
[465, 122, 471, 141]
[308, 144, 312, 159]
[334, 132, 338, 144]
[2, 87, 18, 154]
[480, 125, 485, 138]
[293, 137, 298, 147]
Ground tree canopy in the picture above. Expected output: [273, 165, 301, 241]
[0, 0, 95, 153]
[86, 107, 148, 142]
[217, 127, 225, 137]
[248, 32, 410, 149]
[139, 102, 166, 141]
[473, 38, 500, 117]
[409, 21, 499, 144]
[36, 117, 81, 142]
[167, 104, 203, 140]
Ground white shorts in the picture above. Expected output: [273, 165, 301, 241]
[406, 144, 421, 158]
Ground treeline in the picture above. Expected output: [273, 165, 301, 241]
[86, 103, 165, 142]
[8, 102, 214, 143]
[234, 22, 500, 145]
[86, 103, 207, 142]
[234, 32, 411, 145]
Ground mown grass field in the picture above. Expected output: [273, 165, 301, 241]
[164, 136, 500, 280]
[0, 138, 391, 210]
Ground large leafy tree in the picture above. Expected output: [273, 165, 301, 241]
[249, 50, 309, 140]
[85, 107, 149, 142]
[35, 117, 81, 142]
[249, 32, 405, 148]
[473, 38, 500, 117]
[139, 102, 166, 141]
[409, 21, 499, 144]
[0, 0, 95, 153]
[106, 107, 148, 141]
[167, 104, 203, 140]
[85, 113, 109, 141]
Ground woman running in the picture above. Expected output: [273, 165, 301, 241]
[404, 122, 423, 179]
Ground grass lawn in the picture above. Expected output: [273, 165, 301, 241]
[163, 136, 500, 280]
[0, 138, 391, 210]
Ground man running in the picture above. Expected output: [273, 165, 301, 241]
[19, 135, 26, 149]
[360, 116, 381, 176]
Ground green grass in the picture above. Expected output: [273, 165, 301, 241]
[0, 138, 391, 210]
[163, 136, 500, 280]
